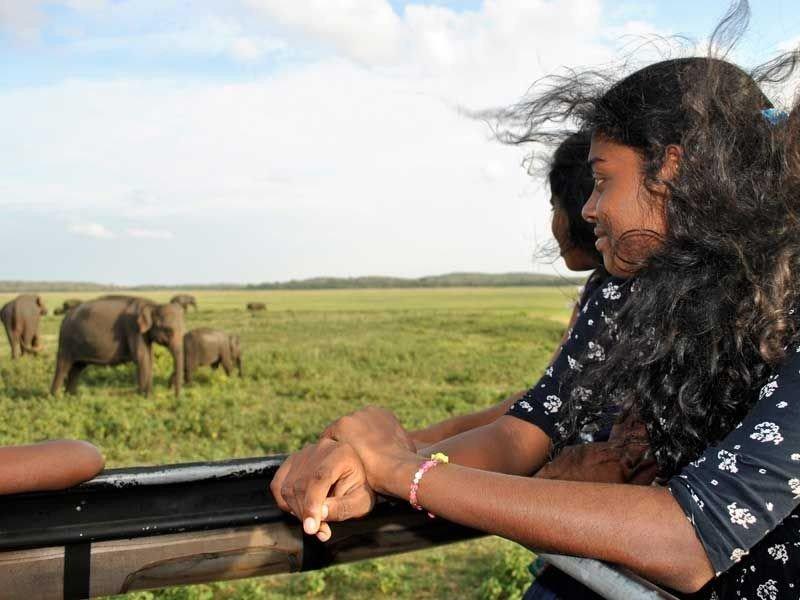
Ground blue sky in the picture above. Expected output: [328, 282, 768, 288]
[2, 1, 799, 285]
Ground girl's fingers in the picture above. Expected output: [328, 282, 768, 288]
[323, 484, 375, 522]
[316, 521, 332, 542]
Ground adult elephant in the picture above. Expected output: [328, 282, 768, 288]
[50, 296, 184, 397]
[1, 294, 47, 358]
[182, 328, 242, 384]
[170, 294, 197, 312]
[53, 299, 82, 316]
[246, 302, 266, 312]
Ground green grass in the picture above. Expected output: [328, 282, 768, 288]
[0, 286, 578, 599]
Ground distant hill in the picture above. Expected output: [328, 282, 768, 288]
[0, 272, 584, 293]
[245, 272, 584, 290]
[0, 281, 117, 293]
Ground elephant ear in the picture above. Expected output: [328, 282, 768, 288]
[36, 295, 47, 314]
[230, 335, 240, 353]
[137, 304, 154, 333]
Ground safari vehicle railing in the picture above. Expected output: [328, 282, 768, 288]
[0, 456, 677, 600]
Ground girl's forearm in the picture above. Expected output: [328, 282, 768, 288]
[0, 440, 104, 494]
[409, 392, 525, 447]
[417, 415, 551, 476]
[379, 458, 714, 593]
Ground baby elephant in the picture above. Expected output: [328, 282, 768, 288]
[170, 294, 197, 312]
[1, 294, 47, 358]
[53, 299, 82, 316]
[183, 328, 242, 384]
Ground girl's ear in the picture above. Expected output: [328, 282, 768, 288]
[659, 144, 682, 182]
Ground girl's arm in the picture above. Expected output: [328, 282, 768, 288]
[415, 415, 551, 475]
[408, 391, 525, 447]
[304, 407, 714, 594]
[0, 440, 104, 494]
[374, 455, 715, 594]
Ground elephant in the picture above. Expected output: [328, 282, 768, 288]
[50, 296, 184, 397]
[0, 294, 47, 358]
[181, 328, 242, 384]
[53, 299, 82, 316]
[170, 294, 198, 312]
[246, 302, 266, 311]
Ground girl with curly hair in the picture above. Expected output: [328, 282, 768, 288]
[271, 5, 800, 597]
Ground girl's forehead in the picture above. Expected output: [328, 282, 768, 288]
[589, 135, 642, 168]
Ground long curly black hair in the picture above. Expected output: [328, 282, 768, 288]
[494, 1, 800, 476]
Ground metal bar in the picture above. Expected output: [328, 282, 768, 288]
[539, 554, 680, 600]
[0, 455, 677, 600]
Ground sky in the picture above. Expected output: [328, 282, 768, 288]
[2, 0, 799, 285]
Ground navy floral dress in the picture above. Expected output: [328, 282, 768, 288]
[507, 277, 800, 598]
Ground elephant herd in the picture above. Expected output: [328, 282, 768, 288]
[0, 293, 252, 397]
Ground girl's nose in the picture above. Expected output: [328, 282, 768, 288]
[582, 190, 598, 223]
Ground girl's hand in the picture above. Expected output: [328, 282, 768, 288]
[270, 439, 376, 540]
[322, 406, 418, 494]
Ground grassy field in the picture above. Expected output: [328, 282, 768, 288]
[0, 286, 578, 599]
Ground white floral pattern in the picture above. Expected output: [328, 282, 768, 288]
[760, 378, 779, 400]
[566, 355, 582, 372]
[789, 478, 800, 499]
[767, 544, 789, 564]
[750, 422, 784, 445]
[730, 548, 749, 563]
[602, 282, 621, 300]
[543, 395, 562, 414]
[516, 400, 533, 413]
[586, 341, 605, 362]
[728, 502, 757, 529]
[756, 579, 778, 600]
[718, 449, 739, 473]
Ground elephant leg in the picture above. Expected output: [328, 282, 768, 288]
[50, 355, 72, 395]
[22, 331, 39, 356]
[65, 362, 88, 395]
[221, 355, 233, 377]
[184, 360, 194, 385]
[135, 345, 153, 396]
[6, 325, 20, 359]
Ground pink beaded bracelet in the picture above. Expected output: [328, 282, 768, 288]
[409, 453, 448, 518]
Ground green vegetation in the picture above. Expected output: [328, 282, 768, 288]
[0, 286, 579, 599]
[0, 272, 583, 293]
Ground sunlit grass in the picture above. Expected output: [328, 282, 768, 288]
[0, 286, 576, 599]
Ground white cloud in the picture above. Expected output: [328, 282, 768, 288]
[0, 1, 678, 283]
[0, 0, 43, 39]
[245, 0, 403, 65]
[67, 16, 288, 63]
[68, 222, 115, 239]
[127, 228, 174, 240]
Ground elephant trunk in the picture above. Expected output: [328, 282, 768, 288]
[171, 342, 184, 396]
[237, 355, 243, 377]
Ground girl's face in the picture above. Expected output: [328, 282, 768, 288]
[582, 134, 670, 277]
[550, 198, 599, 272]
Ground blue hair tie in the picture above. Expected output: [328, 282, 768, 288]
[762, 108, 789, 126]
